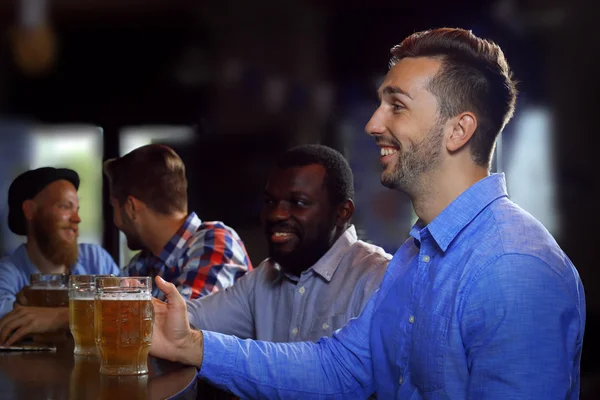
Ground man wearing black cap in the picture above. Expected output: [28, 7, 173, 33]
[0, 167, 119, 345]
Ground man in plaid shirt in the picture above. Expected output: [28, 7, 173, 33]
[104, 144, 251, 300]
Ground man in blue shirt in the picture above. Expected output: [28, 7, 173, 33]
[0, 167, 119, 345]
[148, 28, 586, 398]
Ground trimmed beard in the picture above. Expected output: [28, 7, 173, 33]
[382, 120, 445, 193]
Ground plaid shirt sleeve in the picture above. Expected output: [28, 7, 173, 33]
[178, 222, 253, 300]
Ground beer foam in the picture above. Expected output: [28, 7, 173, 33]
[96, 292, 152, 301]
[70, 294, 95, 300]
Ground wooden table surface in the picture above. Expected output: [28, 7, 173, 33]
[0, 339, 198, 400]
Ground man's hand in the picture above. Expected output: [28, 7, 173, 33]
[150, 276, 204, 367]
[0, 305, 69, 345]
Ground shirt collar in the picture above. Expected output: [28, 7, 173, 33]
[410, 173, 508, 252]
[311, 225, 357, 282]
[158, 212, 202, 266]
[275, 225, 358, 283]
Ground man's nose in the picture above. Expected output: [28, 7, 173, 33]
[365, 107, 385, 137]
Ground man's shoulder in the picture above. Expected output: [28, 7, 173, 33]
[484, 200, 565, 259]
[0, 245, 27, 272]
[0, 253, 20, 273]
[197, 221, 242, 239]
[187, 221, 247, 254]
[464, 199, 576, 283]
[331, 240, 391, 285]
[347, 239, 393, 264]
[0, 246, 31, 287]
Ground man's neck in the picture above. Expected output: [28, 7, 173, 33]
[144, 212, 189, 257]
[411, 164, 489, 225]
[25, 239, 68, 274]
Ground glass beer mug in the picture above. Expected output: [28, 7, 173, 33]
[69, 275, 104, 355]
[94, 277, 154, 375]
[28, 273, 69, 307]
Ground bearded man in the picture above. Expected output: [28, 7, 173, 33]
[0, 167, 119, 345]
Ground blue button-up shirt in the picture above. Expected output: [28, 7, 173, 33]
[198, 174, 586, 399]
[0, 243, 120, 318]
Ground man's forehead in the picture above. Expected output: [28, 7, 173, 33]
[268, 164, 326, 189]
[379, 57, 442, 96]
[37, 180, 79, 201]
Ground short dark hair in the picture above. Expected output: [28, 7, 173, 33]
[275, 144, 354, 205]
[104, 144, 187, 214]
[390, 28, 518, 167]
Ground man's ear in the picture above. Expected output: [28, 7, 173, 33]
[446, 112, 477, 153]
[22, 200, 36, 223]
[336, 199, 355, 227]
[124, 196, 144, 221]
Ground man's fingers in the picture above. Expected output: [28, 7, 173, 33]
[0, 309, 23, 343]
[154, 276, 185, 308]
[5, 325, 32, 346]
[0, 313, 29, 344]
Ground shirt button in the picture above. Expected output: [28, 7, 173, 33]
[292, 328, 299, 335]
[298, 287, 305, 294]
[322, 323, 329, 330]
[422, 255, 430, 263]
[398, 376, 404, 385]
[409, 315, 415, 324]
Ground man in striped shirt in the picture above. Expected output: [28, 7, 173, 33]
[104, 144, 251, 300]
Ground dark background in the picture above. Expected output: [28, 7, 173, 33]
[0, 0, 598, 396]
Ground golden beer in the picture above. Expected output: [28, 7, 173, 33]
[69, 274, 113, 356]
[26, 286, 69, 307]
[94, 277, 153, 376]
[69, 298, 96, 355]
[27, 274, 70, 342]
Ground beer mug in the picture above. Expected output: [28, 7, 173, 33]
[27, 273, 69, 307]
[69, 275, 104, 355]
[94, 277, 154, 375]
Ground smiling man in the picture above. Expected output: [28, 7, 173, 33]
[0, 167, 119, 344]
[149, 28, 585, 399]
[183, 144, 391, 342]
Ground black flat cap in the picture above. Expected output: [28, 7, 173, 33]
[8, 167, 80, 235]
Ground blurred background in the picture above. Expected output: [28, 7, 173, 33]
[0, 0, 597, 396]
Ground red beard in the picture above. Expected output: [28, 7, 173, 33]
[31, 211, 79, 268]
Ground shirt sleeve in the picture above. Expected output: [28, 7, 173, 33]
[185, 267, 255, 339]
[461, 253, 585, 399]
[198, 289, 377, 399]
[0, 262, 21, 318]
[180, 225, 252, 300]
